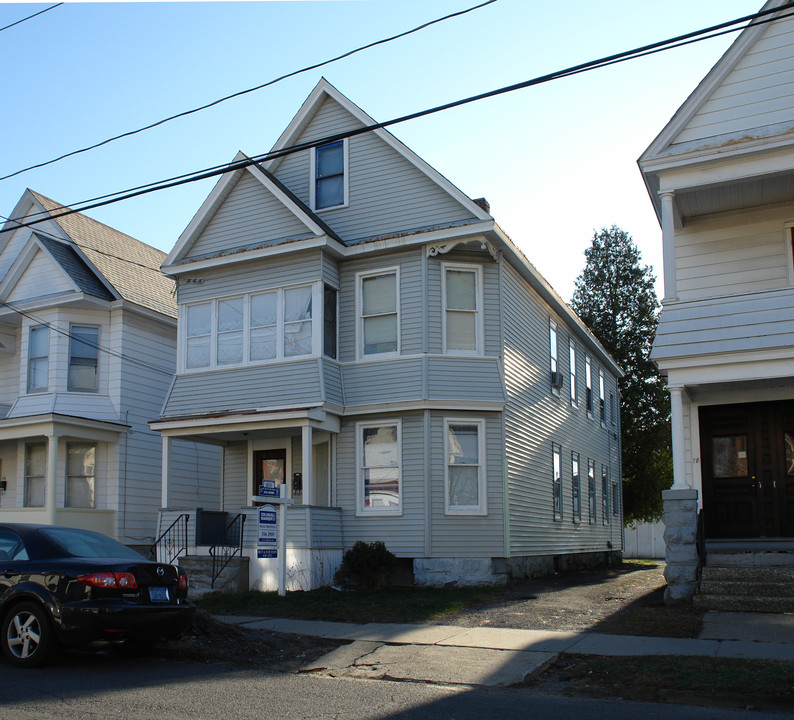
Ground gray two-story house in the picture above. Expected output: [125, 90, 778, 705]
[153, 79, 623, 590]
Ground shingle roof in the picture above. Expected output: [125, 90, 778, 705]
[30, 191, 176, 318]
[34, 233, 115, 301]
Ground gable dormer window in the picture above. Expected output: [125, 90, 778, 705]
[312, 140, 347, 210]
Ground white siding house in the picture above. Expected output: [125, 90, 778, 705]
[0, 190, 219, 550]
[153, 79, 623, 589]
[639, 0, 794, 601]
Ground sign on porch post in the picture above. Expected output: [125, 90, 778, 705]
[257, 506, 277, 559]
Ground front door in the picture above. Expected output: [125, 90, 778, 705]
[253, 448, 286, 499]
[700, 401, 794, 539]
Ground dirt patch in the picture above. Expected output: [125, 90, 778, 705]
[444, 561, 700, 637]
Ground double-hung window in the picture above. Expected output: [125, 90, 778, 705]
[601, 465, 610, 523]
[313, 140, 347, 210]
[588, 459, 596, 523]
[68, 325, 99, 392]
[569, 340, 577, 405]
[359, 269, 398, 357]
[552, 442, 562, 520]
[28, 326, 49, 393]
[443, 264, 481, 354]
[549, 320, 558, 389]
[599, 369, 606, 426]
[585, 355, 593, 416]
[66, 443, 96, 508]
[445, 419, 486, 514]
[612, 475, 620, 518]
[358, 422, 401, 514]
[24, 443, 46, 508]
[571, 452, 581, 522]
[184, 285, 315, 370]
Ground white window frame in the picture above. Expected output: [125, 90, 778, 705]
[569, 340, 577, 406]
[356, 267, 400, 360]
[602, 465, 610, 524]
[309, 138, 349, 212]
[356, 420, 402, 517]
[65, 442, 96, 509]
[442, 263, 483, 356]
[68, 324, 99, 393]
[180, 283, 321, 371]
[599, 368, 606, 427]
[585, 355, 593, 417]
[571, 451, 582, 523]
[444, 418, 487, 516]
[552, 442, 562, 521]
[27, 325, 49, 394]
[24, 442, 46, 508]
[588, 458, 597, 524]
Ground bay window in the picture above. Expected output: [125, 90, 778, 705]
[183, 283, 318, 370]
[443, 264, 481, 354]
[66, 443, 96, 508]
[68, 325, 99, 392]
[445, 419, 486, 514]
[24, 443, 46, 508]
[28, 326, 49, 393]
[359, 269, 398, 357]
[358, 421, 401, 514]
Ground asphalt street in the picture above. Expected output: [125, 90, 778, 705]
[0, 650, 791, 720]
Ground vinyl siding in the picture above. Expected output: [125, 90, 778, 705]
[502, 263, 622, 557]
[335, 413, 426, 555]
[273, 96, 477, 242]
[674, 205, 792, 302]
[223, 442, 248, 510]
[186, 171, 315, 259]
[428, 412, 505, 556]
[321, 359, 344, 406]
[342, 358, 423, 406]
[8, 248, 74, 302]
[427, 357, 506, 403]
[176, 251, 323, 304]
[676, 13, 794, 145]
[163, 359, 323, 418]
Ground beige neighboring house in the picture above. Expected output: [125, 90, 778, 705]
[0, 190, 219, 550]
[640, 0, 794, 607]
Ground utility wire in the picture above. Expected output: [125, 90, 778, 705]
[0, 3, 61, 34]
[0, 0, 498, 183]
[0, 299, 175, 376]
[3, 1, 794, 236]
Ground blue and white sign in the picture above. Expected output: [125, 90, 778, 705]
[258, 480, 279, 497]
[257, 505, 278, 558]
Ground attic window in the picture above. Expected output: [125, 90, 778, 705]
[313, 140, 346, 210]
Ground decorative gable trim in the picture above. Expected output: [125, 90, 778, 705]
[265, 78, 492, 223]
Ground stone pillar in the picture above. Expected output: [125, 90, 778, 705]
[662, 487, 699, 603]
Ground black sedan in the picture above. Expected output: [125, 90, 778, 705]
[0, 523, 195, 667]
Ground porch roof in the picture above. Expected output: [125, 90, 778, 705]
[0, 412, 129, 442]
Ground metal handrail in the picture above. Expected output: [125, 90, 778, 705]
[151, 513, 190, 563]
[209, 513, 246, 589]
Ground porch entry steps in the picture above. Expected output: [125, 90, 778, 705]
[178, 555, 249, 599]
[694, 551, 794, 612]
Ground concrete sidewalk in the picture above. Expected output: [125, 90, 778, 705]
[218, 612, 794, 687]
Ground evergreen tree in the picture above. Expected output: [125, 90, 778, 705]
[571, 226, 672, 524]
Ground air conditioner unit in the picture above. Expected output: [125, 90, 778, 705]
[550, 371, 564, 389]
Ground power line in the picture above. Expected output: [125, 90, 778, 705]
[0, 299, 175, 376]
[0, 3, 61, 34]
[0, 0, 498, 183]
[3, 1, 793, 236]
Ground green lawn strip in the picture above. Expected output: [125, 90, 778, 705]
[196, 585, 505, 624]
[557, 655, 794, 698]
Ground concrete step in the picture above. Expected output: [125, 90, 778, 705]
[699, 580, 794, 598]
[706, 551, 794, 568]
[693, 594, 794, 613]
[701, 566, 794, 583]
[178, 555, 249, 595]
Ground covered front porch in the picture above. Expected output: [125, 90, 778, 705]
[151, 405, 344, 591]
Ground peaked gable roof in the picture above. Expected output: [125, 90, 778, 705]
[26, 191, 176, 318]
[34, 233, 115, 300]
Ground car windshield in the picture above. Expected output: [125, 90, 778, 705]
[41, 527, 145, 560]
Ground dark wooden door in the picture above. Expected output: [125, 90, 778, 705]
[700, 401, 794, 539]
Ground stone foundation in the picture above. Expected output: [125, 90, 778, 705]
[413, 550, 621, 587]
[662, 488, 699, 604]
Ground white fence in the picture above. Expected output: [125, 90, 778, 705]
[623, 521, 665, 559]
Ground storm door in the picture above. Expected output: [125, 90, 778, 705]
[253, 449, 286, 499]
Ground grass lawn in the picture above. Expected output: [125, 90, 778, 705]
[196, 585, 504, 624]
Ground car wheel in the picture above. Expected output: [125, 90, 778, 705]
[1, 602, 54, 668]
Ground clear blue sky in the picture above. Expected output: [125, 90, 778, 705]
[0, 0, 762, 301]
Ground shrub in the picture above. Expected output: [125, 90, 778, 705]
[334, 540, 397, 590]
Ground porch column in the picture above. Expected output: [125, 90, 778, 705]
[46, 434, 59, 525]
[302, 425, 313, 505]
[659, 190, 677, 303]
[161, 435, 171, 508]
[669, 386, 688, 489]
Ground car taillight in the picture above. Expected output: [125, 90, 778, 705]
[177, 573, 189, 590]
[78, 571, 138, 589]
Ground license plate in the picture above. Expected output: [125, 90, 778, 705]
[149, 586, 170, 602]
